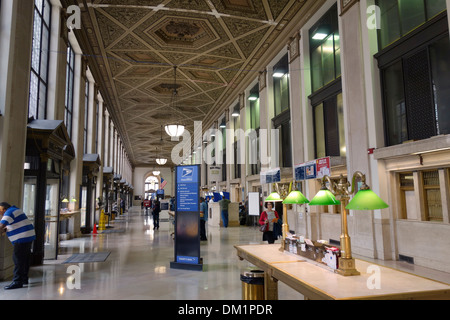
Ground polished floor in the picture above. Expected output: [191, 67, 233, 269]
[0, 207, 448, 300]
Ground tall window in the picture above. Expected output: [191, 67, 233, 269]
[309, 4, 345, 159]
[272, 54, 292, 168]
[95, 100, 99, 153]
[232, 104, 241, 179]
[84, 80, 89, 154]
[377, 0, 447, 49]
[273, 54, 290, 117]
[309, 3, 340, 93]
[145, 176, 159, 200]
[248, 84, 260, 175]
[376, 13, 450, 146]
[29, 0, 52, 120]
[220, 122, 227, 181]
[313, 92, 346, 158]
[273, 115, 292, 168]
[65, 45, 75, 137]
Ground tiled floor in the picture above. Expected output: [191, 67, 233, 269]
[0, 207, 448, 300]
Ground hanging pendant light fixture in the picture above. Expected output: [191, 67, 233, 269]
[156, 158, 168, 166]
[156, 125, 168, 165]
[165, 66, 185, 138]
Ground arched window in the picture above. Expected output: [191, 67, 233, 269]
[144, 176, 159, 199]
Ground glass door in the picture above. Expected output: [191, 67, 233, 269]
[44, 179, 60, 260]
[80, 186, 87, 229]
[23, 177, 37, 254]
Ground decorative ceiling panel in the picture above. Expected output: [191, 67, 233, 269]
[64, 0, 317, 167]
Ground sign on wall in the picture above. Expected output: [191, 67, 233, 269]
[260, 167, 281, 184]
[295, 157, 331, 181]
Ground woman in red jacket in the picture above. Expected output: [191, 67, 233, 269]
[259, 202, 280, 244]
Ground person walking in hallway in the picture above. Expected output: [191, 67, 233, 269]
[259, 202, 281, 244]
[152, 199, 161, 230]
[219, 196, 231, 228]
[0, 202, 36, 290]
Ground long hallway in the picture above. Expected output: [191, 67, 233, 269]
[1, 207, 449, 300]
[0, 207, 304, 300]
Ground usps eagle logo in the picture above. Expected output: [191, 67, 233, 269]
[182, 168, 193, 178]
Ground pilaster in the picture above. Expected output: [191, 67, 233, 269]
[0, 0, 35, 280]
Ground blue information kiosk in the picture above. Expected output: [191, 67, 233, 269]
[170, 165, 203, 271]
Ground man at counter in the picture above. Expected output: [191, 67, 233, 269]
[218, 196, 231, 228]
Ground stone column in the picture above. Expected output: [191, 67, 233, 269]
[258, 70, 271, 197]
[287, 33, 309, 235]
[447, 0, 450, 38]
[96, 95, 105, 208]
[239, 94, 247, 191]
[104, 111, 110, 167]
[47, 4, 67, 121]
[68, 51, 85, 238]
[339, 0, 389, 259]
[288, 33, 304, 170]
[0, 0, 34, 280]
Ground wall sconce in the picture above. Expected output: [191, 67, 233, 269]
[232, 106, 240, 118]
[248, 93, 259, 101]
[310, 172, 388, 276]
[311, 24, 331, 40]
[273, 71, 286, 78]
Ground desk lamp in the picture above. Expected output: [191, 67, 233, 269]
[310, 172, 388, 276]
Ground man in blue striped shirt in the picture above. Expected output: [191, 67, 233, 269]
[0, 202, 36, 290]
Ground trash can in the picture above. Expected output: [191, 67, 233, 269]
[240, 270, 265, 300]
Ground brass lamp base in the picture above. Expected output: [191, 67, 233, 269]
[336, 258, 360, 276]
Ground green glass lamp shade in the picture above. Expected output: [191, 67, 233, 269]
[265, 192, 283, 202]
[309, 189, 341, 206]
[346, 189, 389, 211]
[283, 191, 310, 205]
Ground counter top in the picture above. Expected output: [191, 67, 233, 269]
[235, 244, 450, 300]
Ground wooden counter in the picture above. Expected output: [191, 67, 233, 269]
[235, 244, 450, 300]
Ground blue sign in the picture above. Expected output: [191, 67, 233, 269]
[260, 168, 281, 184]
[176, 183, 199, 212]
[294, 161, 317, 181]
[177, 256, 199, 264]
[172, 165, 203, 271]
[176, 166, 200, 212]
[213, 192, 222, 202]
[177, 166, 199, 183]
[295, 166, 305, 181]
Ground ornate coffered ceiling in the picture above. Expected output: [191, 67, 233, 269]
[63, 0, 322, 167]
